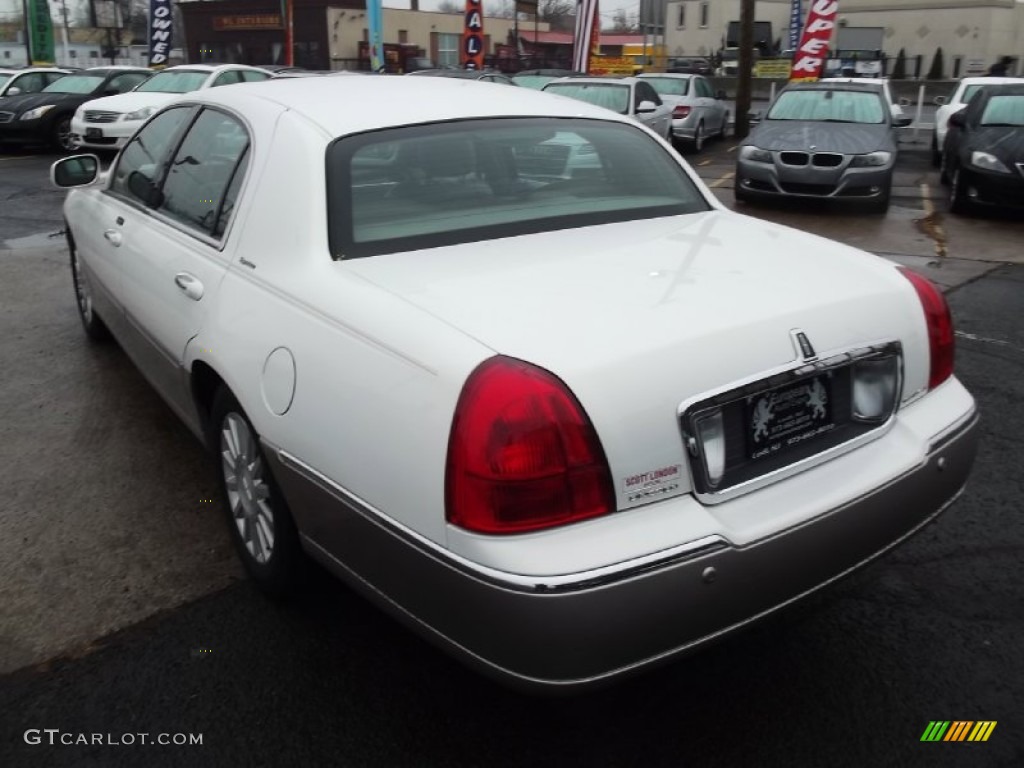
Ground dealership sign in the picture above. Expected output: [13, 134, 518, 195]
[790, 0, 839, 82]
[148, 0, 174, 68]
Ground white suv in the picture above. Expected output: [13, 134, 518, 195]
[70, 64, 271, 151]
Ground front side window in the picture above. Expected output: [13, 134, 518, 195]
[158, 110, 250, 236]
[241, 70, 270, 83]
[768, 90, 885, 124]
[636, 82, 661, 107]
[107, 73, 150, 93]
[211, 71, 244, 87]
[327, 118, 709, 259]
[109, 107, 193, 204]
[543, 83, 630, 115]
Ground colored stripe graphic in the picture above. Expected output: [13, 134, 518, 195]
[944, 721, 972, 741]
[921, 720, 996, 742]
[968, 722, 997, 742]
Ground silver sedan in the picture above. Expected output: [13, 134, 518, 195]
[637, 73, 730, 152]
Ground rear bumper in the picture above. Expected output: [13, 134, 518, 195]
[264, 409, 978, 693]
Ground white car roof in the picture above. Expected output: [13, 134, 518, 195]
[956, 76, 1024, 86]
[546, 77, 636, 87]
[180, 76, 635, 137]
[1, 67, 73, 74]
[638, 73, 695, 79]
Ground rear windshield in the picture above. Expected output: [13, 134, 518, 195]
[768, 89, 885, 124]
[543, 82, 630, 115]
[642, 77, 690, 96]
[326, 118, 709, 259]
[43, 75, 105, 94]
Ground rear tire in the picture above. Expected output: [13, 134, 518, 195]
[688, 121, 705, 153]
[210, 388, 305, 597]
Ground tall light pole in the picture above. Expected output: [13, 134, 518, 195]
[735, 0, 755, 140]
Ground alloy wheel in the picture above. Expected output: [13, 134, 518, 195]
[220, 412, 276, 565]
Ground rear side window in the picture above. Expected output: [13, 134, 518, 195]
[327, 117, 709, 259]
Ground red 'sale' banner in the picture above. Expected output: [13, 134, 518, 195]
[790, 0, 839, 82]
[463, 0, 484, 70]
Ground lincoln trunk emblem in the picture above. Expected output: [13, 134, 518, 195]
[792, 330, 817, 361]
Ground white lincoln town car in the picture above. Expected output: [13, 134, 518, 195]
[51, 76, 978, 692]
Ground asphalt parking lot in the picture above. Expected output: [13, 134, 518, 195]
[1, 140, 1022, 767]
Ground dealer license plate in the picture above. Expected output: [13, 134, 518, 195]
[746, 374, 835, 461]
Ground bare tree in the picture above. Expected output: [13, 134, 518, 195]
[539, 0, 575, 32]
[610, 8, 637, 33]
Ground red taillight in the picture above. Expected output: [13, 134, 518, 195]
[899, 267, 955, 389]
[672, 105, 691, 119]
[445, 356, 615, 535]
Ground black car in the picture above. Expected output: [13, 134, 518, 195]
[941, 83, 1024, 214]
[0, 67, 151, 152]
[667, 57, 713, 76]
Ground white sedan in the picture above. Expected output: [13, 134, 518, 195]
[932, 76, 1024, 165]
[69, 64, 271, 152]
[52, 76, 978, 692]
[541, 76, 673, 141]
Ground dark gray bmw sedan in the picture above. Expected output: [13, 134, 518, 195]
[735, 81, 912, 213]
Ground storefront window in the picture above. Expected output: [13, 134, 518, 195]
[437, 33, 459, 67]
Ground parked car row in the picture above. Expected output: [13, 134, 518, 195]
[49, 73, 978, 691]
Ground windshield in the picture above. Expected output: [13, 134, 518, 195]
[136, 71, 209, 93]
[980, 95, 1024, 126]
[768, 89, 885, 123]
[514, 75, 560, 89]
[327, 118, 709, 258]
[642, 77, 690, 97]
[43, 75, 105, 94]
[543, 83, 630, 115]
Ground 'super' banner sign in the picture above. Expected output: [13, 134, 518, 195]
[148, 0, 174, 68]
[462, 0, 484, 70]
[790, 0, 839, 82]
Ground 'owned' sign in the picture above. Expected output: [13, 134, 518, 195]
[148, 0, 174, 68]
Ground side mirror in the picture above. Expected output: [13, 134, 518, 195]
[636, 100, 658, 114]
[749, 110, 763, 124]
[127, 170, 164, 207]
[949, 111, 966, 128]
[893, 116, 913, 128]
[898, 97, 912, 107]
[6, 86, 21, 96]
[103, 88, 119, 96]
[716, 89, 727, 100]
[933, 95, 948, 106]
[51, 155, 100, 188]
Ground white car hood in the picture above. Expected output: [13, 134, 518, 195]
[343, 210, 929, 496]
[77, 91, 178, 114]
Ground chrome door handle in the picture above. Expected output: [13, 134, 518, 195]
[174, 272, 204, 301]
[103, 229, 122, 246]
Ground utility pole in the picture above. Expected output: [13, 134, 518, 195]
[734, 0, 755, 140]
